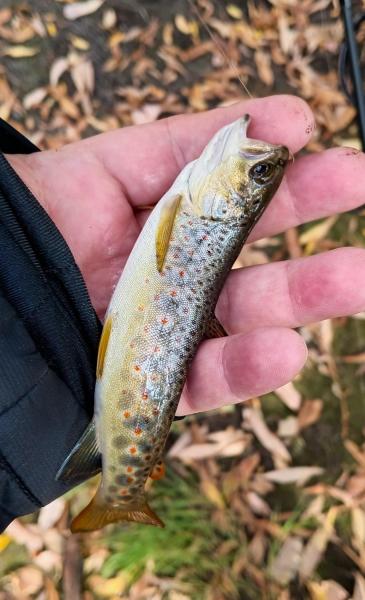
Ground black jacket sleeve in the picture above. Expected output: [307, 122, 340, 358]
[0, 119, 101, 530]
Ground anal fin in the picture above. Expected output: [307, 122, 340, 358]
[56, 418, 101, 485]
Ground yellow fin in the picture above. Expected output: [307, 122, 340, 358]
[71, 486, 164, 532]
[96, 315, 112, 380]
[205, 315, 228, 339]
[155, 194, 182, 272]
[149, 460, 166, 481]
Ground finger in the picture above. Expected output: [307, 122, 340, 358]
[249, 147, 365, 241]
[88, 94, 314, 205]
[177, 327, 307, 415]
[216, 247, 365, 335]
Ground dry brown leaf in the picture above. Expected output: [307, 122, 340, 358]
[23, 86, 48, 110]
[38, 498, 65, 529]
[270, 536, 303, 585]
[243, 407, 291, 465]
[275, 382, 302, 411]
[3, 45, 39, 58]
[246, 491, 270, 516]
[277, 416, 299, 438]
[175, 15, 199, 42]
[298, 399, 323, 430]
[352, 508, 365, 554]
[101, 8, 116, 30]
[131, 104, 162, 125]
[263, 466, 323, 485]
[173, 429, 247, 461]
[254, 49, 273, 86]
[353, 573, 365, 600]
[63, 0, 104, 21]
[307, 580, 349, 600]
[49, 57, 69, 87]
[5, 520, 43, 554]
[299, 216, 337, 253]
[10, 566, 44, 597]
[299, 508, 339, 580]
[87, 573, 131, 597]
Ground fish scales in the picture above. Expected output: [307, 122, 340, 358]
[102, 211, 248, 505]
[56, 114, 289, 531]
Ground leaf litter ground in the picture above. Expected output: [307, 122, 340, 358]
[1, 1, 365, 599]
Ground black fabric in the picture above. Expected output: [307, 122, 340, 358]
[0, 120, 101, 531]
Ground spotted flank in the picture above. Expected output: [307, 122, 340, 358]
[56, 114, 288, 532]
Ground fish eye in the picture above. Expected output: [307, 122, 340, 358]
[250, 162, 274, 183]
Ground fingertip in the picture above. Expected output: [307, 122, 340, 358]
[179, 327, 308, 415]
[223, 327, 308, 400]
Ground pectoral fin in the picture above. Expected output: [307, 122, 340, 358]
[71, 485, 164, 532]
[155, 194, 182, 272]
[205, 315, 228, 339]
[56, 418, 101, 485]
[96, 315, 112, 380]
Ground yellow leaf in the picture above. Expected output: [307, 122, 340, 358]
[46, 22, 57, 37]
[70, 35, 90, 51]
[4, 45, 39, 58]
[226, 4, 244, 19]
[0, 534, 11, 552]
[175, 14, 199, 41]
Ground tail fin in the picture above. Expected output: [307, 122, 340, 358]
[71, 487, 164, 533]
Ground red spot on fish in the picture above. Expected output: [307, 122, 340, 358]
[142, 391, 149, 400]
[127, 466, 133, 473]
[184, 235, 189, 241]
[134, 427, 142, 436]
[179, 270, 185, 277]
[170, 290, 177, 297]
[201, 234, 208, 240]
[127, 477, 134, 484]
[138, 304, 144, 311]
[161, 317, 168, 325]
[124, 411, 130, 418]
[188, 220, 193, 226]
[133, 365, 141, 372]
[120, 489, 128, 496]
[153, 346, 160, 353]
[129, 446, 137, 454]
[152, 407, 159, 416]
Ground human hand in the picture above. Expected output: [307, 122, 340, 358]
[7, 95, 365, 417]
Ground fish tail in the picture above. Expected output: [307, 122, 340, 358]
[71, 486, 164, 532]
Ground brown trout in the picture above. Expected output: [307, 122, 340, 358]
[57, 114, 288, 532]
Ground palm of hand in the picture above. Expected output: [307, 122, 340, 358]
[8, 95, 365, 416]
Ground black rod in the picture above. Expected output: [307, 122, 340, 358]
[340, 0, 365, 150]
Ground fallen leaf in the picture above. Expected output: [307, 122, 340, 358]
[23, 86, 48, 110]
[63, 0, 105, 21]
[226, 4, 244, 19]
[270, 536, 303, 585]
[0, 534, 11, 552]
[38, 498, 65, 529]
[254, 49, 274, 86]
[353, 573, 365, 600]
[275, 382, 302, 411]
[243, 407, 291, 464]
[277, 416, 299, 438]
[307, 580, 349, 600]
[299, 508, 338, 580]
[263, 466, 323, 485]
[299, 216, 337, 253]
[3, 45, 39, 58]
[102, 8, 117, 30]
[298, 399, 323, 430]
[49, 57, 69, 87]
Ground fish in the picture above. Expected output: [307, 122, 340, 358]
[56, 114, 288, 532]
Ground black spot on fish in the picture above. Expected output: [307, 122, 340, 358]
[113, 436, 124, 448]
